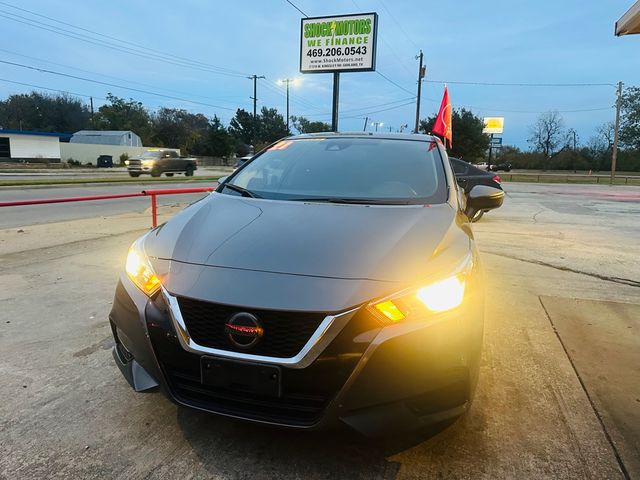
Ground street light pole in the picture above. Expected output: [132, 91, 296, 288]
[372, 121, 383, 132]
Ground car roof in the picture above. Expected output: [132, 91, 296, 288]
[288, 132, 440, 142]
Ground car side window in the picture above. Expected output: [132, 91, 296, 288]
[169, 151, 179, 158]
[451, 159, 468, 176]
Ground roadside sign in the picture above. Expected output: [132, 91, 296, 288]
[300, 13, 378, 74]
[490, 136, 503, 146]
[483, 117, 505, 134]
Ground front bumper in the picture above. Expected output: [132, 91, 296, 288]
[109, 274, 484, 436]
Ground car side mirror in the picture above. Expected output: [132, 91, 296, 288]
[218, 176, 228, 184]
[465, 185, 504, 219]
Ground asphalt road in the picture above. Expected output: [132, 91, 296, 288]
[0, 182, 638, 479]
[0, 166, 232, 181]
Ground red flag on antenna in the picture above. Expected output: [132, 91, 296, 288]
[432, 85, 452, 148]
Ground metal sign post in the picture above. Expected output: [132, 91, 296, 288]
[483, 117, 505, 170]
[300, 13, 378, 132]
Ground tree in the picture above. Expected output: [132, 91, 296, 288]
[527, 111, 567, 169]
[228, 108, 256, 146]
[228, 106, 288, 148]
[290, 115, 331, 134]
[419, 108, 489, 162]
[620, 86, 640, 150]
[152, 107, 209, 154]
[207, 115, 234, 157]
[0, 91, 90, 132]
[93, 94, 153, 143]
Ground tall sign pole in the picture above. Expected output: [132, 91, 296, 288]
[331, 72, 340, 131]
[611, 81, 623, 185]
[300, 13, 378, 133]
[414, 50, 424, 133]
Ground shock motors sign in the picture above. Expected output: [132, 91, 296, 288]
[300, 13, 378, 73]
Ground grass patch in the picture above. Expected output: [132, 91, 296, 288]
[503, 174, 640, 186]
[0, 176, 221, 187]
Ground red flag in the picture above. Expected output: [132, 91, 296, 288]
[432, 86, 452, 148]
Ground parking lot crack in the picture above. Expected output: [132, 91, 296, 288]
[484, 251, 640, 288]
[539, 296, 631, 480]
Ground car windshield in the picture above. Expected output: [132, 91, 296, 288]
[223, 137, 448, 204]
[141, 151, 161, 158]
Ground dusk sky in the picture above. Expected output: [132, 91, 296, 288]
[0, 0, 638, 147]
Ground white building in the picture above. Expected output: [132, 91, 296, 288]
[70, 130, 142, 147]
[0, 129, 66, 163]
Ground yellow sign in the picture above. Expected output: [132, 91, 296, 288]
[483, 117, 504, 134]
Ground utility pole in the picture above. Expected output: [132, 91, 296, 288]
[611, 81, 623, 185]
[248, 74, 266, 119]
[90, 96, 94, 126]
[372, 121, 383, 132]
[362, 116, 369, 132]
[414, 50, 425, 133]
[278, 78, 296, 132]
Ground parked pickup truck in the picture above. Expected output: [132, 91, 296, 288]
[126, 149, 197, 177]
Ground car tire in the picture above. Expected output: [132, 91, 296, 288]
[185, 165, 194, 177]
[166, 173, 174, 177]
[471, 210, 485, 223]
[129, 172, 140, 178]
[150, 168, 161, 178]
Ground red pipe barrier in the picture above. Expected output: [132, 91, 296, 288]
[0, 186, 215, 228]
[0, 192, 145, 207]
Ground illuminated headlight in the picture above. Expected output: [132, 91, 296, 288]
[125, 237, 161, 296]
[124, 160, 130, 166]
[141, 159, 156, 167]
[368, 256, 472, 323]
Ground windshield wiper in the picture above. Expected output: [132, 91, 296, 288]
[290, 197, 410, 205]
[222, 183, 261, 198]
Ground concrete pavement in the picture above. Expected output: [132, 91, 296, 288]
[0, 182, 638, 479]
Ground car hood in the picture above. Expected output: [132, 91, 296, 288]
[145, 193, 467, 284]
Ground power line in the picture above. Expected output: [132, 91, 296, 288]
[0, 10, 249, 78]
[425, 79, 616, 87]
[0, 48, 249, 107]
[0, 59, 238, 111]
[0, 77, 236, 123]
[284, 0, 308, 17]
[0, 2, 249, 77]
[306, 97, 416, 117]
[0, 77, 105, 100]
[376, 71, 416, 96]
[343, 100, 415, 119]
[377, 0, 420, 51]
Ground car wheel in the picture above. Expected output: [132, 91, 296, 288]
[185, 166, 194, 177]
[166, 173, 174, 177]
[129, 172, 140, 178]
[150, 168, 161, 178]
[471, 210, 485, 223]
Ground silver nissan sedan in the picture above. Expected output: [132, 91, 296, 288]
[109, 133, 504, 436]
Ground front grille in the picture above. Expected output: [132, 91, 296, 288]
[176, 297, 327, 358]
[164, 364, 328, 425]
[128, 159, 141, 166]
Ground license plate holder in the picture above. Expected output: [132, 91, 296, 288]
[201, 356, 282, 398]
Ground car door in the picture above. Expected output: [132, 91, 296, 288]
[451, 158, 500, 194]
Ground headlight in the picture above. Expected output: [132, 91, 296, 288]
[141, 159, 156, 167]
[124, 160, 130, 166]
[368, 256, 472, 324]
[125, 238, 161, 296]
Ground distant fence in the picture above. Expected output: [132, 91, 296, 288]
[501, 172, 640, 185]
